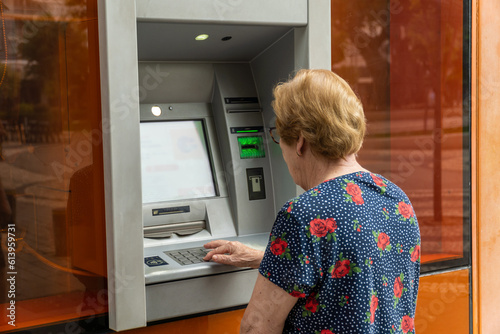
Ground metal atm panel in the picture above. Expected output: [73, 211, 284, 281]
[139, 65, 276, 322]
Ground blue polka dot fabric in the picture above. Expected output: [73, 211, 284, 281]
[259, 171, 420, 334]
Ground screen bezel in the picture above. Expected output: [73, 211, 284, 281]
[139, 103, 229, 228]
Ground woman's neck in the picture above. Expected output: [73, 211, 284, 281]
[300, 154, 368, 190]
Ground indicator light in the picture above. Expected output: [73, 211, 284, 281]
[236, 130, 259, 133]
[195, 34, 209, 41]
[151, 105, 162, 116]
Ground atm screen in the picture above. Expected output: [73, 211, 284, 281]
[140, 120, 216, 204]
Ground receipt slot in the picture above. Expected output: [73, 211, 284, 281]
[247, 168, 266, 200]
[98, 0, 331, 330]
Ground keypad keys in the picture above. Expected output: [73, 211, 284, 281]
[164, 247, 211, 266]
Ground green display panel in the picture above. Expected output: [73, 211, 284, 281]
[237, 136, 265, 159]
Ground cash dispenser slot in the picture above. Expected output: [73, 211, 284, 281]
[143, 221, 206, 238]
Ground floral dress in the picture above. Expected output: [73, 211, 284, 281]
[259, 172, 420, 334]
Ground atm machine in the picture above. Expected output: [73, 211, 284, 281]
[98, 0, 330, 331]
[140, 63, 285, 321]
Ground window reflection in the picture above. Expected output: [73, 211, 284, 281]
[0, 0, 106, 331]
[331, 0, 469, 269]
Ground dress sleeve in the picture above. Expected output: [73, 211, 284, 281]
[258, 208, 322, 298]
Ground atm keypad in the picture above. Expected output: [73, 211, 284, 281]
[164, 247, 210, 266]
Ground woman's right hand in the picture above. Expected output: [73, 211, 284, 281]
[203, 240, 264, 269]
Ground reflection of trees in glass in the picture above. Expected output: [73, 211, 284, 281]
[331, 0, 391, 111]
[18, 16, 60, 120]
[0, 66, 21, 120]
[11, 0, 90, 141]
[392, 0, 442, 110]
[64, 0, 95, 125]
[332, 0, 462, 111]
[403, 0, 462, 109]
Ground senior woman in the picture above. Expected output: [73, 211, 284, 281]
[204, 69, 420, 334]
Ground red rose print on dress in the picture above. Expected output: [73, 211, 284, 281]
[315, 330, 334, 334]
[346, 182, 362, 197]
[285, 198, 299, 219]
[309, 218, 328, 237]
[394, 276, 403, 298]
[332, 260, 350, 278]
[393, 273, 408, 307]
[352, 195, 364, 205]
[364, 290, 379, 324]
[298, 254, 315, 265]
[341, 179, 364, 205]
[305, 296, 319, 313]
[382, 207, 390, 220]
[398, 202, 412, 219]
[289, 284, 306, 298]
[353, 219, 362, 232]
[329, 252, 361, 279]
[290, 290, 306, 298]
[371, 296, 379, 311]
[306, 216, 338, 242]
[326, 218, 337, 233]
[409, 244, 421, 262]
[369, 295, 378, 323]
[371, 173, 387, 194]
[400, 315, 415, 333]
[371, 173, 386, 187]
[270, 232, 291, 260]
[270, 237, 288, 256]
[373, 231, 392, 256]
[310, 188, 321, 197]
[338, 295, 349, 307]
[301, 292, 326, 317]
[395, 201, 416, 225]
[377, 232, 390, 250]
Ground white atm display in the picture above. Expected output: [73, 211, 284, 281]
[140, 120, 216, 203]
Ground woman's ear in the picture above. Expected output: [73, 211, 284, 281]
[296, 133, 305, 157]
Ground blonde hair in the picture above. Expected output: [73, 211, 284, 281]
[272, 69, 366, 160]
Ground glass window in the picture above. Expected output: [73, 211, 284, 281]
[0, 0, 107, 331]
[331, 0, 470, 272]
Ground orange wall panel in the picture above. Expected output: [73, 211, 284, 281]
[474, 0, 500, 333]
[123, 309, 245, 334]
[415, 269, 469, 333]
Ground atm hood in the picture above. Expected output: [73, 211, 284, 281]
[137, 21, 295, 62]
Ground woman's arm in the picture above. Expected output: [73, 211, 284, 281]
[203, 240, 264, 268]
[204, 240, 297, 332]
[240, 274, 298, 334]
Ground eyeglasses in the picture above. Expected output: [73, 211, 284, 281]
[269, 127, 280, 144]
